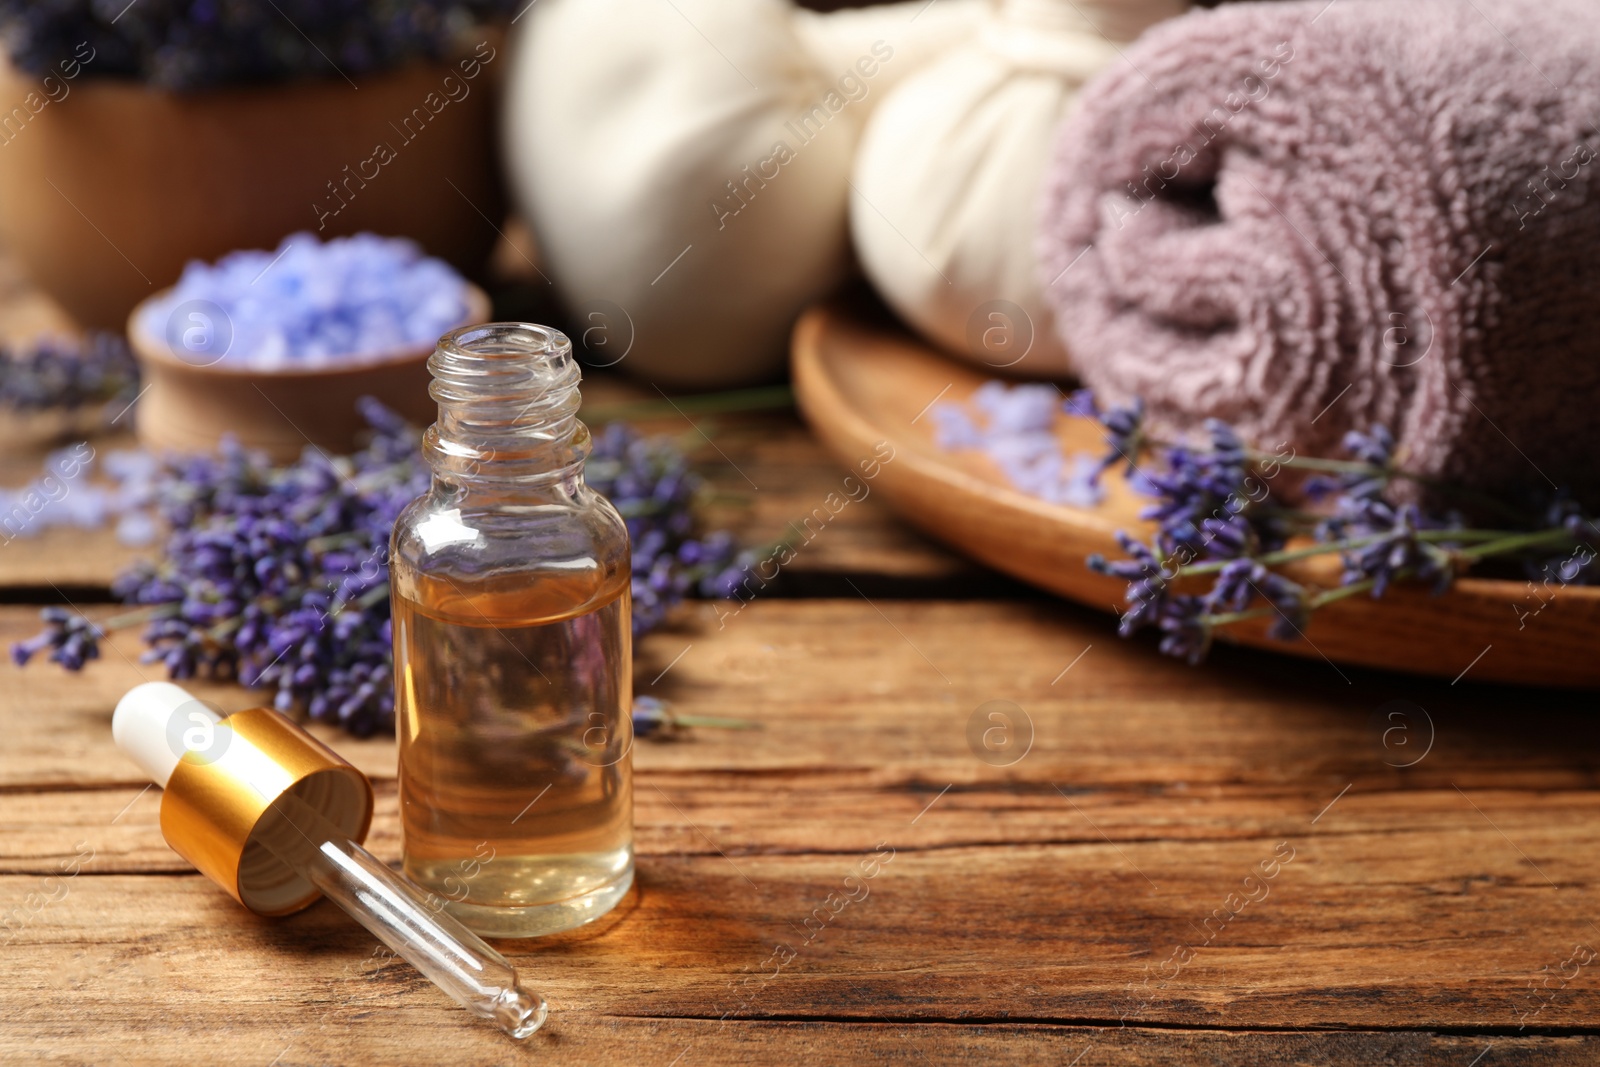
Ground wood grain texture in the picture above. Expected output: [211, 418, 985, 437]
[792, 300, 1600, 688]
[4, 1015, 1592, 1067]
[8, 601, 1600, 790]
[7, 828, 1600, 1030]
[5, 599, 1600, 1063]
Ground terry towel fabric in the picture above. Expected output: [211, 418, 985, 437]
[1037, 0, 1600, 496]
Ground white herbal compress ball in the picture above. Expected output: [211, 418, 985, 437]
[850, 0, 1188, 376]
[505, 0, 984, 387]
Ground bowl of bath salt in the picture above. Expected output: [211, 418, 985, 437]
[128, 231, 489, 460]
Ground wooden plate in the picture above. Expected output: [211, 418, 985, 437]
[792, 298, 1600, 688]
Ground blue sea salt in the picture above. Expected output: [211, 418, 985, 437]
[930, 404, 982, 450]
[971, 380, 1058, 434]
[140, 232, 468, 369]
[931, 381, 1105, 508]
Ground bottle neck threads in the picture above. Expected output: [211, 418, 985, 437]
[425, 323, 590, 485]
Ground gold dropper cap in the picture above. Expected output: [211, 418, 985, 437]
[114, 682, 375, 916]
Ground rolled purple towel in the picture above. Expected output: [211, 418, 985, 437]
[1038, 0, 1600, 497]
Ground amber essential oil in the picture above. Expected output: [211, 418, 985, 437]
[391, 323, 634, 938]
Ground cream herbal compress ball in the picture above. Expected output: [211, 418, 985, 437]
[504, 0, 983, 387]
[850, 0, 1187, 377]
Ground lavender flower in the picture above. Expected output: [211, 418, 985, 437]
[1343, 425, 1398, 468]
[13, 402, 744, 737]
[586, 423, 743, 635]
[1089, 396, 1147, 483]
[10, 607, 101, 670]
[943, 385, 1596, 663]
[1154, 594, 1210, 664]
[1332, 499, 1456, 597]
[1206, 559, 1309, 640]
[632, 695, 670, 739]
[1098, 417, 1285, 591]
[1062, 388, 1099, 420]
[1089, 532, 1173, 637]
[1304, 426, 1396, 502]
[0, 1, 523, 91]
[0, 332, 137, 413]
[1069, 389, 1595, 664]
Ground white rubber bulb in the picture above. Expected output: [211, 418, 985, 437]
[112, 681, 224, 788]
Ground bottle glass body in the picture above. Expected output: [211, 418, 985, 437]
[391, 323, 633, 938]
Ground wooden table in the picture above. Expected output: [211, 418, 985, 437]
[4, 335, 1600, 1066]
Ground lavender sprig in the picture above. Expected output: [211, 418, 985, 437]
[0, 332, 138, 414]
[9, 606, 102, 670]
[12, 400, 745, 736]
[1074, 392, 1596, 661]
[631, 695, 760, 739]
[939, 382, 1597, 664]
[585, 423, 743, 635]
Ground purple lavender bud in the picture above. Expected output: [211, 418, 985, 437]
[21, 391, 744, 736]
[12, 608, 103, 672]
[1155, 595, 1210, 664]
[1342, 425, 1396, 468]
[633, 696, 668, 739]
[10, 632, 49, 667]
[1062, 388, 1099, 419]
[930, 404, 983, 450]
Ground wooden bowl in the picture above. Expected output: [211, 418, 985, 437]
[127, 284, 490, 462]
[792, 297, 1600, 688]
[0, 56, 504, 330]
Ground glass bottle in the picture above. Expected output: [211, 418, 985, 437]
[390, 322, 633, 938]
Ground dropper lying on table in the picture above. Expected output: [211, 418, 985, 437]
[113, 681, 547, 1039]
